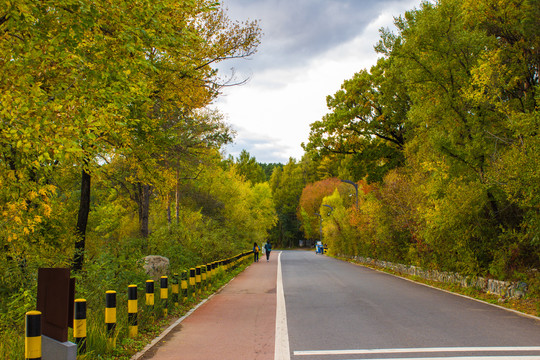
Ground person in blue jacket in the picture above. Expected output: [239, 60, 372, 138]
[264, 240, 272, 262]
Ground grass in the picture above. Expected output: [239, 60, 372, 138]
[0, 257, 252, 360]
[102, 258, 252, 360]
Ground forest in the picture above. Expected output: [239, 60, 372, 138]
[300, 0, 539, 293]
[0, 1, 276, 357]
[1, 0, 539, 358]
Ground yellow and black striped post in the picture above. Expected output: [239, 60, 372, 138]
[25, 311, 41, 360]
[213, 262, 217, 283]
[181, 270, 188, 302]
[201, 265, 207, 291]
[105, 290, 116, 347]
[189, 268, 196, 298]
[128, 285, 138, 338]
[217, 261, 223, 278]
[160, 276, 168, 317]
[206, 264, 212, 288]
[195, 266, 202, 295]
[145, 280, 154, 308]
[74, 299, 87, 354]
[172, 273, 179, 307]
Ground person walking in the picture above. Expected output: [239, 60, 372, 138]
[264, 240, 272, 262]
[253, 242, 260, 262]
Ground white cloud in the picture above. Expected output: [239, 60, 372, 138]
[214, 0, 421, 163]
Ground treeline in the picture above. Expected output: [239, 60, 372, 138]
[297, 0, 539, 288]
[0, 1, 279, 357]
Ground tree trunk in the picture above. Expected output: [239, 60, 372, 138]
[175, 169, 179, 224]
[166, 194, 171, 227]
[73, 168, 91, 272]
[136, 183, 151, 238]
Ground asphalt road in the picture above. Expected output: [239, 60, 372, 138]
[280, 250, 540, 360]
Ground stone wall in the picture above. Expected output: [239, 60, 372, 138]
[345, 255, 528, 299]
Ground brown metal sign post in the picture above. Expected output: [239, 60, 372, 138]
[37, 268, 75, 342]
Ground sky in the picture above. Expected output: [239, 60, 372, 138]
[212, 0, 421, 164]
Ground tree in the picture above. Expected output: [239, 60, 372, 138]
[303, 56, 409, 182]
[298, 178, 345, 240]
[0, 0, 261, 270]
[233, 150, 266, 184]
[260, 162, 282, 181]
[269, 159, 305, 247]
[461, 0, 540, 273]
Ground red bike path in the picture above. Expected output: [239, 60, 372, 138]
[137, 255, 278, 360]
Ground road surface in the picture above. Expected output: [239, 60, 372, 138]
[141, 250, 540, 360]
[281, 250, 540, 360]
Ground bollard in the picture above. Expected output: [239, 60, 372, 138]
[105, 291, 116, 347]
[189, 268, 196, 298]
[208, 263, 212, 285]
[172, 273, 179, 307]
[160, 276, 168, 317]
[128, 285, 138, 338]
[145, 280, 155, 308]
[25, 311, 41, 360]
[195, 266, 202, 295]
[181, 270, 188, 302]
[218, 261, 224, 277]
[206, 263, 212, 288]
[73, 299, 87, 354]
[201, 265, 207, 291]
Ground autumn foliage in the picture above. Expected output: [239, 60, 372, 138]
[300, 0, 540, 291]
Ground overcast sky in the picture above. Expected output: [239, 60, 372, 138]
[212, 0, 421, 164]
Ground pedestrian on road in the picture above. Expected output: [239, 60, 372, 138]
[253, 242, 260, 262]
[261, 242, 266, 257]
[264, 240, 272, 262]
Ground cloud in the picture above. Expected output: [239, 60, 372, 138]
[224, 127, 295, 163]
[222, 0, 405, 71]
[215, 0, 422, 163]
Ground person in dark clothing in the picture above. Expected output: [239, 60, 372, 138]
[264, 240, 272, 262]
[253, 242, 260, 262]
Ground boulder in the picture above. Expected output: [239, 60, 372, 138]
[143, 255, 170, 280]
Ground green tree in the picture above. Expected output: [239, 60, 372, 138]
[233, 149, 266, 184]
[0, 0, 261, 270]
[298, 178, 346, 240]
[269, 159, 305, 247]
[304, 56, 409, 182]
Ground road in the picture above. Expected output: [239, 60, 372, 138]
[280, 250, 540, 360]
[141, 250, 540, 360]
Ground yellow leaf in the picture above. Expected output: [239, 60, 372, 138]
[43, 204, 52, 217]
[28, 191, 38, 200]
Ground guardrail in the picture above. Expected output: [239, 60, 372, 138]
[25, 251, 253, 359]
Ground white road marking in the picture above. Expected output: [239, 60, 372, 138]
[294, 347, 540, 356]
[330, 357, 540, 360]
[275, 251, 291, 360]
